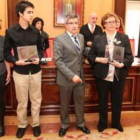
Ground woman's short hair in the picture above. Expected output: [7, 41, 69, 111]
[101, 12, 118, 29]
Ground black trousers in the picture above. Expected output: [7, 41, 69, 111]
[0, 72, 6, 110]
[96, 77, 125, 128]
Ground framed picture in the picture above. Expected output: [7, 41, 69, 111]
[54, 0, 84, 27]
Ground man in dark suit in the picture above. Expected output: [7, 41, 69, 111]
[80, 12, 103, 48]
[80, 13, 103, 63]
[54, 13, 90, 137]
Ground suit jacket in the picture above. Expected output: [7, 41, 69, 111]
[88, 32, 134, 80]
[53, 32, 84, 86]
[79, 24, 103, 47]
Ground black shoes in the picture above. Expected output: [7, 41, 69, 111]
[58, 126, 90, 137]
[33, 126, 41, 137]
[97, 123, 107, 132]
[98, 125, 106, 132]
[59, 128, 67, 137]
[16, 128, 26, 138]
[112, 124, 124, 132]
[0, 125, 5, 137]
[16, 126, 41, 138]
[77, 126, 90, 134]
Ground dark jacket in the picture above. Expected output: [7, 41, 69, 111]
[88, 32, 134, 80]
[41, 31, 49, 50]
[79, 24, 103, 47]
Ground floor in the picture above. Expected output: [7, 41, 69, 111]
[1, 111, 140, 139]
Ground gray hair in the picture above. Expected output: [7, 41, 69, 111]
[65, 13, 79, 24]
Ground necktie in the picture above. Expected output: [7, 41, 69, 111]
[91, 25, 94, 33]
[72, 35, 80, 53]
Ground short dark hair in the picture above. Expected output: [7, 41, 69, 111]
[32, 17, 44, 31]
[65, 13, 79, 24]
[15, 1, 34, 17]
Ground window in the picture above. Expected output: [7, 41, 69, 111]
[125, 0, 140, 56]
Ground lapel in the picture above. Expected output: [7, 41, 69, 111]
[64, 32, 82, 55]
[114, 32, 123, 47]
[77, 34, 84, 54]
[98, 32, 124, 56]
[64, 32, 79, 54]
[98, 32, 124, 50]
[99, 32, 108, 51]
[85, 24, 93, 34]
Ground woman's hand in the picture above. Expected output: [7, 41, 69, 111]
[109, 60, 124, 68]
[95, 57, 108, 64]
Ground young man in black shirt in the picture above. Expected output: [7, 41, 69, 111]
[4, 1, 43, 138]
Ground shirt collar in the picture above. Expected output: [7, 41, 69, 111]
[88, 23, 96, 28]
[66, 31, 78, 38]
[15, 23, 33, 31]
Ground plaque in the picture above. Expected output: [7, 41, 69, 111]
[17, 45, 38, 62]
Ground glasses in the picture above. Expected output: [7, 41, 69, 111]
[91, 17, 97, 20]
[66, 22, 79, 25]
[105, 21, 116, 24]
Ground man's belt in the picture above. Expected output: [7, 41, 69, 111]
[0, 59, 4, 63]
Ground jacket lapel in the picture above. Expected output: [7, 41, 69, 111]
[77, 34, 84, 54]
[64, 33, 79, 54]
[99, 32, 108, 51]
[86, 24, 92, 34]
[114, 32, 123, 47]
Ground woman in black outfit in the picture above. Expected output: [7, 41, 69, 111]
[88, 13, 133, 132]
[32, 17, 49, 57]
[0, 19, 10, 136]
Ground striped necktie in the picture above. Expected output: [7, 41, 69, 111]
[72, 35, 80, 53]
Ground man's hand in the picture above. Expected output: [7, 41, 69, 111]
[15, 58, 40, 66]
[72, 75, 83, 83]
[31, 58, 40, 65]
[5, 72, 10, 85]
[15, 60, 32, 66]
[87, 41, 92, 47]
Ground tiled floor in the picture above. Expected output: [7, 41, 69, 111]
[3, 111, 140, 136]
[1, 111, 140, 140]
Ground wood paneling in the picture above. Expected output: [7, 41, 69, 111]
[114, 0, 126, 24]
[5, 0, 140, 116]
[5, 55, 140, 115]
[7, 0, 21, 27]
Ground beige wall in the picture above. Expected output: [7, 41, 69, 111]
[0, 0, 7, 35]
[0, 0, 114, 37]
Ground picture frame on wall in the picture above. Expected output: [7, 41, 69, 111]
[54, 0, 84, 27]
